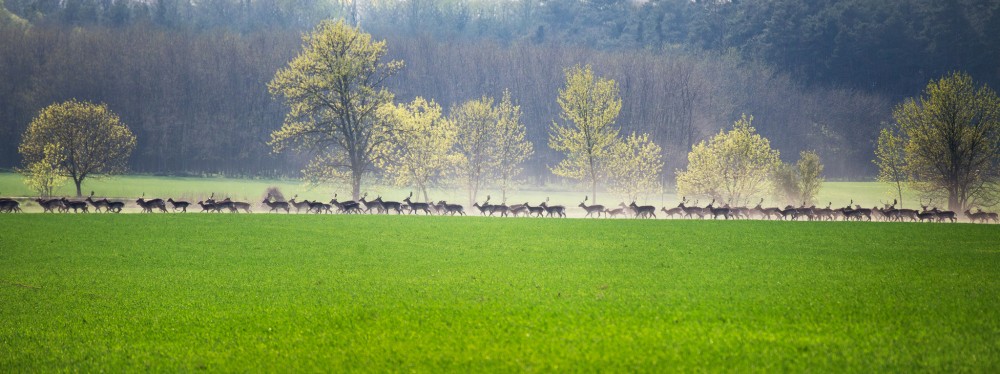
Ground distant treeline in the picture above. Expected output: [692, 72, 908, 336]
[3, 0, 946, 181]
[5, 0, 996, 97]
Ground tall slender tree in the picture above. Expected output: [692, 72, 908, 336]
[549, 64, 622, 204]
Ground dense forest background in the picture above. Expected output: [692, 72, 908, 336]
[1, 0, 997, 182]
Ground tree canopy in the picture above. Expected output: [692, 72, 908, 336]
[676, 114, 781, 205]
[18, 100, 135, 197]
[268, 20, 403, 199]
[884, 72, 1000, 211]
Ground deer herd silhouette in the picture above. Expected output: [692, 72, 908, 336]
[2, 192, 997, 223]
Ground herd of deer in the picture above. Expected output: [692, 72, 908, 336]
[2, 192, 998, 223]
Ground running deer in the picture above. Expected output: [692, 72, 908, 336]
[374, 195, 403, 214]
[473, 195, 495, 216]
[263, 194, 291, 213]
[223, 198, 252, 213]
[85, 191, 109, 212]
[627, 200, 657, 219]
[705, 199, 730, 220]
[101, 198, 124, 213]
[751, 199, 782, 220]
[61, 197, 89, 213]
[0, 198, 22, 213]
[288, 195, 311, 213]
[578, 196, 605, 218]
[167, 198, 190, 213]
[523, 202, 545, 217]
[540, 198, 566, 218]
[403, 192, 432, 215]
[436, 201, 466, 216]
[34, 198, 63, 213]
[359, 193, 385, 214]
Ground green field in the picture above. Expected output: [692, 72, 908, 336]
[0, 173, 947, 212]
[2, 215, 998, 371]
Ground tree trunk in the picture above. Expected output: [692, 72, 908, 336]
[74, 178, 83, 197]
[351, 170, 362, 201]
[592, 180, 598, 205]
[949, 191, 960, 212]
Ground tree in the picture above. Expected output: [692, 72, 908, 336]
[17, 143, 67, 197]
[797, 151, 824, 205]
[874, 125, 909, 207]
[607, 132, 663, 201]
[492, 90, 533, 202]
[376, 97, 459, 202]
[18, 100, 136, 197]
[268, 20, 403, 200]
[676, 114, 781, 205]
[888, 72, 1000, 211]
[549, 64, 622, 204]
[451, 96, 497, 206]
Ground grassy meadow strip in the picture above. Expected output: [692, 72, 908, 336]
[1, 215, 998, 371]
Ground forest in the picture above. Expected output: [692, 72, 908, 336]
[1, 0, 996, 182]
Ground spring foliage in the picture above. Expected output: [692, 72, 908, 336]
[676, 114, 780, 205]
[18, 100, 135, 197]
[874, 126, 909, 207]
[452, 91, 534, 205]
[268, 20, 403, 199]
[607, 133, 663, 201]
[885, 72, 1000, 211]
[376, 97, 460, 202]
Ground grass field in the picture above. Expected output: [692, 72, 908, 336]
[2, 215, 998, 371]
[0, 173, 949, 213]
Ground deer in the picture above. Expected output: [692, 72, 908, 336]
[85, 191, 109, 213]
[473, 195, 495, 216]
[196, 200, 221, 213]
[508, 204, 529, 217]
[628, 200, 657, 219]
[374, 195, 403, 214]
[167, 198, 190, 213]
[0, 199, 22, 213]
[288, 195, 312, 213]
[705, 199, 730, 220]
[330, 194, 361, 214]
[977, 208, 999, 223]
[676, 197, 705, 219]
[136, 197, 157, 213]
[222, 198, 252, 213]
[436, 201, 466, 216]
[101, 198, 124, 213]
[359, 193, 385, 214]
[61, 197, 89, 213]
[812, 202, 835, 221]
[523, 202, 546, 217]
[578, 196, 605, 218]
[140, 194, 168, 213]
[402, 192, 432, 215]
[660, 206, 684, 219]
[34, 198, 63, 213]
[492, 200, 512, 217]
[605, 207, 626, 218]
[965, 208, 997, 223]
[263, 194, 290, 213]
[926, 200, 956, 223]
[885, 199, 918, 222]
[540, 198, 566, 218]
[751, 198, 782, 220]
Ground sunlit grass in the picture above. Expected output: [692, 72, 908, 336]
[2, 215, 998, 371]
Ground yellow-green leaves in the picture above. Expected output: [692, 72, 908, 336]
[377, 97, 460, 201]
[18, 100, 136, 196]
[886, 72, 1000, 211]
[268, 20, 402, 199]
[607, 132, 664, 201]
[452, 90, 534, 204]
[549, 65, 623, 203]
[676, 114, 781, 205]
